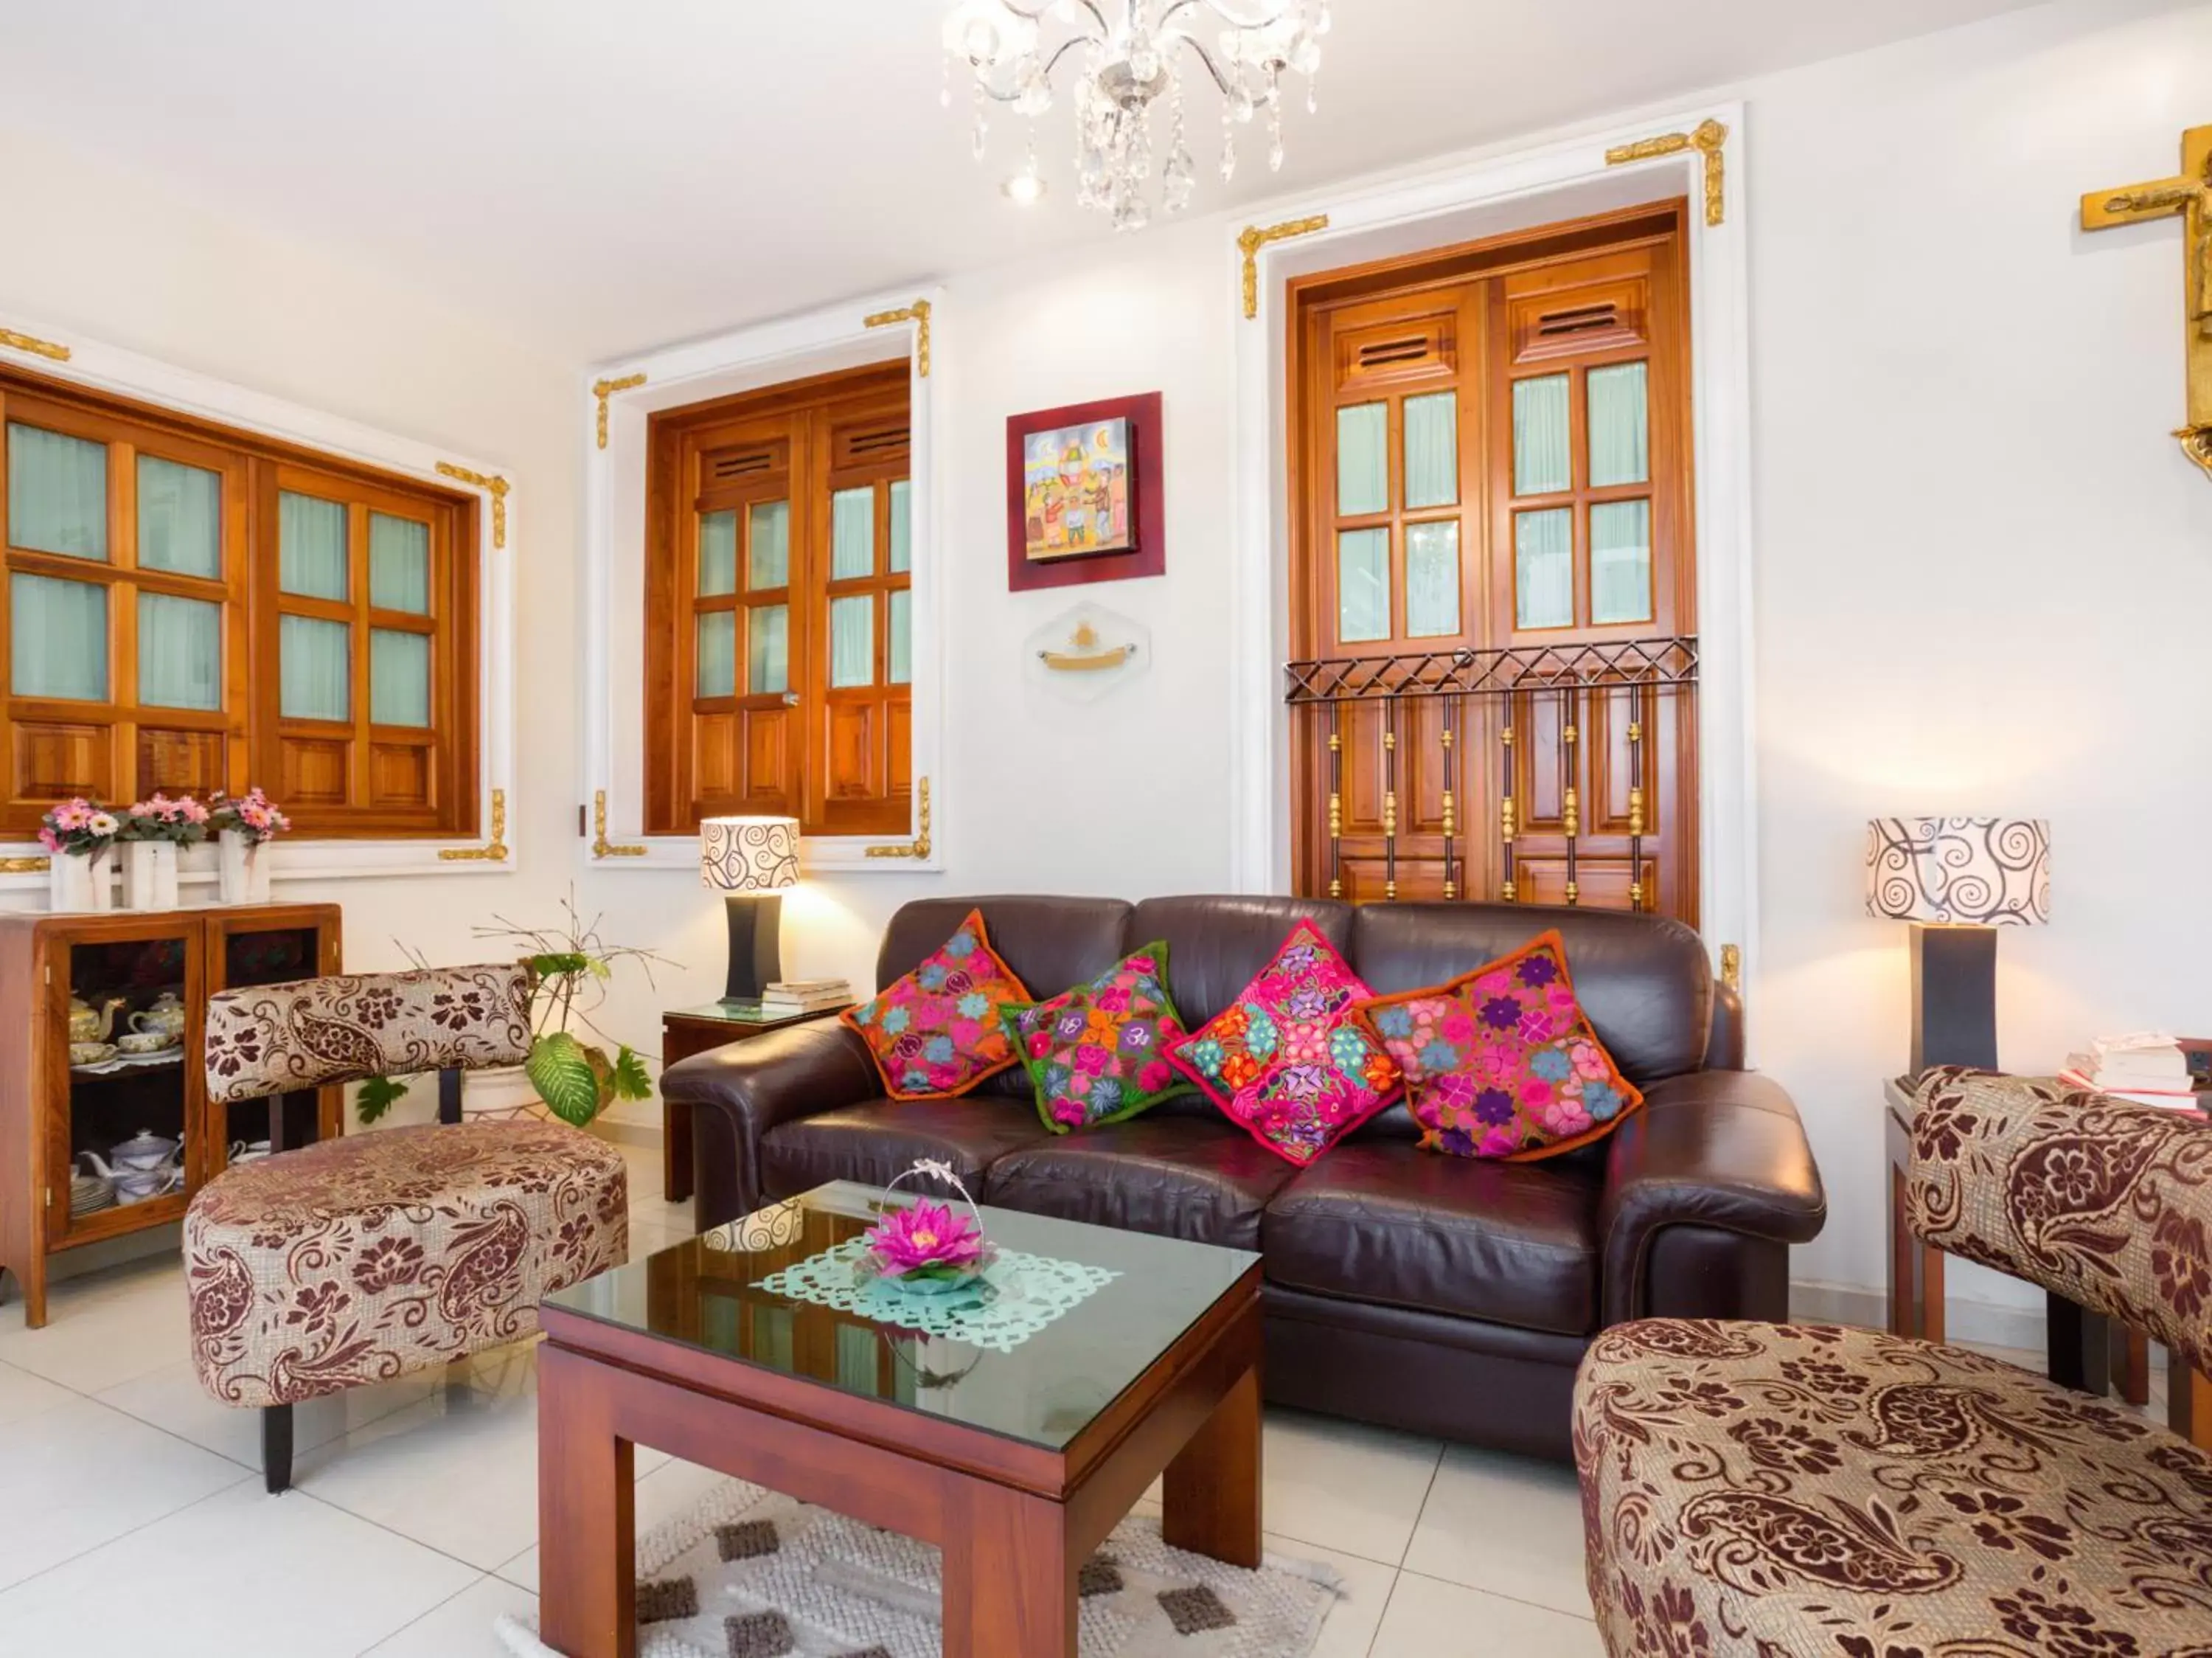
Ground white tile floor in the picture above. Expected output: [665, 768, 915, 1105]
[10, 1143, 2142, 1658]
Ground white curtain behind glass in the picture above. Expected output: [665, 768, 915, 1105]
[137, 456, 221, 577]
[1335, 405, 1388, 516]
[1514, 511, 1573, 630]
[1402, 395, 1458, 510]
[10, 573, 105, 699]
[371, 629, 431, 726]
[8, 424, 108, 561]
[888, 481, 911, 574]
[139, 593, 222, 710]
[747, 606, 788, 695]
[279, 615, 349, 719]
[696, 613, 735, 697]
[829, 595, 874, 687]
[830, 489, 874, 580]
[1590, 501, 1653, 625]
[1586, 364, 1650, 488]
[369, 514, 431, 612]
[279, 492, 348, 599]
[888, 589, 911, 684]
[1512, 378, 1572, 496]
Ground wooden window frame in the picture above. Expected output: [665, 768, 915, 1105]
[0, 361, 481, 845]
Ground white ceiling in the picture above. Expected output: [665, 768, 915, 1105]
[0, 0, 2043, 363]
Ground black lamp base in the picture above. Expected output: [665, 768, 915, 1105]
[1908, 922, 1998, 1075]
[720, 892, 784, 1005]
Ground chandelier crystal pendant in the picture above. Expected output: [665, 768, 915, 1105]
[942, 0, 1329, 229]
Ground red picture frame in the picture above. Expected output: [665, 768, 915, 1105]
[1006, 391, 1166, 592]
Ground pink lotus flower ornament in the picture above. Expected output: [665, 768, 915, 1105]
[863, 1199, 988, 1283]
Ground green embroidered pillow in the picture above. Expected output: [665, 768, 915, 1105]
[998, 942, 1197, 1133]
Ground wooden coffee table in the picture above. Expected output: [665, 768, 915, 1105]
[538, 1182, 1263, 1658]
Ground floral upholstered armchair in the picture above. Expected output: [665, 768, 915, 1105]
[1574, 1068, 2212, 1658]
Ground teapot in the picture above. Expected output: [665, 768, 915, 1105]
[82, 1130, 180, 1176]
[129, 992, 187, 1041]
[68, 993, 124, 1045]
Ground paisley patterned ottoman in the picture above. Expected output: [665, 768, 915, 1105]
[185, 1121, 627, 1487]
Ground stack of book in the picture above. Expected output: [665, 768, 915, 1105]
[761, 978, 853, 1018]
[2059, 1033, 2202, 1109]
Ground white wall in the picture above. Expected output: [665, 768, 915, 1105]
[6, 0, 2207, 1325]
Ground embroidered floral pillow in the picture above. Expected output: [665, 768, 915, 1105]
[1350, 931, 1642, 1162]
[998, 943, 1196, 1134]
[1168, 920, 1401, 1167]
[841, 910, 1032, 1100]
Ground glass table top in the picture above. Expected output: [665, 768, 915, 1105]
[546, 1182, 1259, 1452]
[664, 999, 846, 1027]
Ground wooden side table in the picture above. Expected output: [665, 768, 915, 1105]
[658, 1002, 853, 1206]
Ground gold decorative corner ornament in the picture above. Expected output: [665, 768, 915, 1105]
[590, 790, 647, 859]
[0, 327, 69, 363]
[591, 372, 647, 450]
[863, 777, 932, 860]
[1719, 942, 1743, 994]
[863, 299, 933, 378]
[2084, 125, 2212, 477]
[437, 789, 509, 862]
[1238, 215, 1330, 319]
[1605, 118, 1731, 226]
[434, 462, 511, 549]
[0, 855, 52, 874]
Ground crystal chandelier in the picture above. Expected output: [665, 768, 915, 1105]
[942, 1, 1330, 229]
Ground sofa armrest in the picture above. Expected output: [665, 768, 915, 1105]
[661, 1019, 881, 1228]
[1597, 1069, 1827, 1325]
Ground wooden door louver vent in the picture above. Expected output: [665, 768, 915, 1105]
[703, 442, 785, 484]
[1537, 302, 1620, 339]
[834, 422, 911, 469]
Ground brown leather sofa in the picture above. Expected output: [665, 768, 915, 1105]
[662, 895, 1826, 1460]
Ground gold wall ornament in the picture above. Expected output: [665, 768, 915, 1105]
[1238, 215, 1330, 319]
[2084, 125, 2212, 476]
[434, 462, 511, 549]
[863, 776, 932, 859]
[591, 372, 647, 450]
[590, 790, 647, 859]
[1037, 620, 1137, 672]
[863, 299, 933, 378]
[437, 789, 509, 862]
[1605, 118, 1730, 226]
[1719, 942, 1742, 994]
[0, 855, 52, 873]
[0, 327, 69, 363]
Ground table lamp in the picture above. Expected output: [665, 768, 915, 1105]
[700, 816, 801, 1005]
[1865, 816, 2049, 1075]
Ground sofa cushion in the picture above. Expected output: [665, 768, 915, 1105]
[982, 1115, 1302, 1248]
[842, 909, 1031, 1099]
[1126, 895, 1354, 1028]
[1261, 1140, 1602, 1336]
[1000, 942, 1197, 1132]
[757, 1097, 1052, 1201]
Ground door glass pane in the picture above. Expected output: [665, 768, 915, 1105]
[830, 488, 874, 579]
[1590, 499, 1654, 625]
[829, 594, 874, 687]
[369, 513, 431, 613]
[888, 589, 911, 684]
[1335, 404, 1388, 516]
[1337, 527, 1390, 643]
[137, 455, 220, 578]
[278, 492, 348, 599]
[1587, 362, 1650, 488]
[1512, 376, 1571, 496]
[1402, 393, 1458, 509]
[747, 501, 790, 590]
[10, 574, 106, 699]
[747, 604, 789, 695]
[279, 614, 349, 719]
[1514, 509, 1574, 630]
[370, 629, 431, 726]
[7, 423, 107, 560]
[888, 479, 912, 574]
[1404, 521, 1460, 638]
[695, 612, 735, 697]
[138, 592, 221, 710]
[696, 510, 737, 597]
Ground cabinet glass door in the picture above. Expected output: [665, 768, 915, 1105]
[204, 910, 341, 1168]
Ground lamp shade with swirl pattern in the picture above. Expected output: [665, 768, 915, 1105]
[700, 816, 800, 1004]
[1865, 816, 2048, 1076]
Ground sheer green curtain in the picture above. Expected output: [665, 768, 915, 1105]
[371, 629, 431, 726]
[1404, 522, 1459, 638]
[1402, 394, 1458, 509]
[8, 424, 108, 561]
[696, 613, 735, 696]
[1336, 404, 1388, 515]
[830, 488, 874, 579]
[888, 589, 912, 685]
[747, 606, 788, 695]
[829, 595, 874, 687]
[747, 502, 789, 589]
[888, 480, 911, 575]
[1514, 510, 1573, 629]
[1337, 528, 1389, 642]
[139, 592, 222, 710]
[137, 456, 220, 577]
[1587, 364, 1649, 488]
[279, 615, 349, 719]
[10, 573, 106, 699]
[696, 511, 737, 597]
[1590, 501, 1653, 625]
[279, 492, 347, 599]
[369, 513, 431, 612]
[1512, 378, 1572, 495]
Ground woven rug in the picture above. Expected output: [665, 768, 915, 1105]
[496, 1477, 1341, 1658]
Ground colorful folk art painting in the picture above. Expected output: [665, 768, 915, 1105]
[1023, 416, 1133, 561]
[841, 909, 1032, 1099]
[998, 943, 1196, 1133]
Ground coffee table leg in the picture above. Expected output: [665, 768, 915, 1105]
[942, 1482, 1074, 1657]
[1163, 1359, 1262, 1569]
[538, 1347, 637, 1658]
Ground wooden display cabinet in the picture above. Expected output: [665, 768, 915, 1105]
[0, 902, 341, 1328]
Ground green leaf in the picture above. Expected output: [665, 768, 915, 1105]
[611, 1045, 653, 1101]
[526, 1032, 604, 1126]
[355, 1075, 408, 1125]
[526, 951, 592, 979]
[586, 956, 614, 982]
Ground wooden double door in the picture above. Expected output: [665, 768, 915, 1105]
[1289, 201, 1700, 923]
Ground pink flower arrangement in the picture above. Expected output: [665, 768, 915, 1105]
[208, 788, 291, 845]
[119, 793, 210, 845]
[38, 797, 122, 856]
[860, 1198, 992, 1283]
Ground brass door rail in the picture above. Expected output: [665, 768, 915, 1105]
[1284, 636, 1700, 704]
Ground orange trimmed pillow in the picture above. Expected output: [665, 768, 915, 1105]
[841, 910, 1032, 1100]
[1349, 931, 1641, 1161]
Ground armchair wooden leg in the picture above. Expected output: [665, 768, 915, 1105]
[262, 1403, 294, 1494]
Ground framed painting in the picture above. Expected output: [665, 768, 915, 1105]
[1005, 391, 1165, 592]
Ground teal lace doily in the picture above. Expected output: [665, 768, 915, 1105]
[754, 1239, 1119, 1353]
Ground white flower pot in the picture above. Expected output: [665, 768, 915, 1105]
[215, 830, 269, 904]
[49, 851, 95, 912]
[88, 844, 114, 910]
[122, 842, 180, 912]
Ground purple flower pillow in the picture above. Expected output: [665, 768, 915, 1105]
[1167, 920, 1402, 1167]
[1349, 931, 1644, 1162]
[997, 943, 1197, 1134]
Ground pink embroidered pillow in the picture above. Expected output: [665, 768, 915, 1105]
[1168, 920, 1402, 1167]
[841, 910, 1032, 1100]
[1349, 931, 1642, 1162]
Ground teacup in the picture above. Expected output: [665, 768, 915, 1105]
[70, 1041, 117, 1067]
[116, 1030, 177, 1055]
[229, 1140, 273, 1165]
